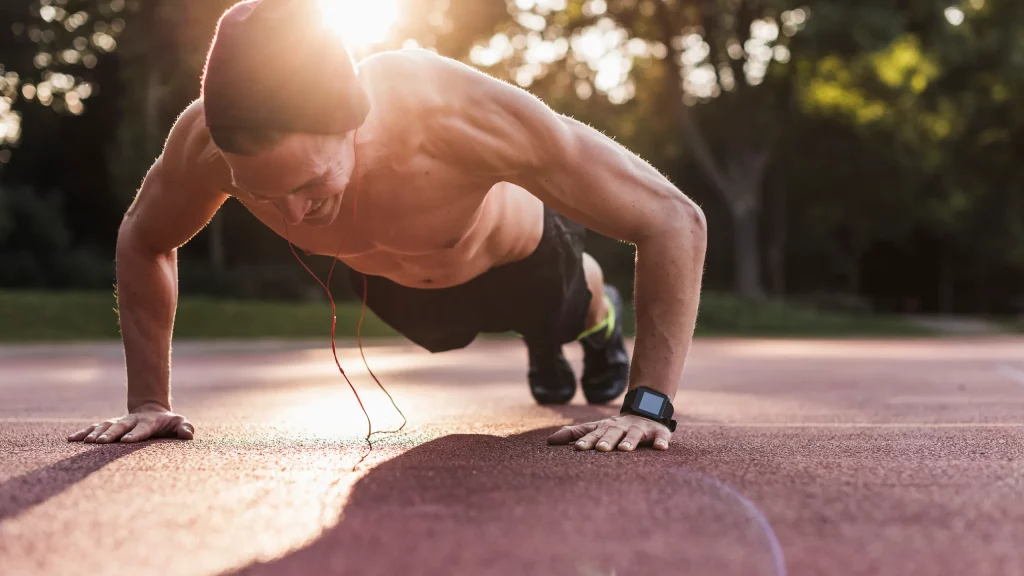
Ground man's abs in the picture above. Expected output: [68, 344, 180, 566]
[349, 182, 545, 288]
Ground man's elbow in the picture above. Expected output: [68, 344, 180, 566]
[682, 199, 708, 243]
[651, 197, 707, 253]
[116, 214, 144, 258]
[116, 214, 173, 265]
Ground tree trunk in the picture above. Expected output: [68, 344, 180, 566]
[144, 65, 163, 162]
[767, 186, 786, 296]
[732, 204, 764, 300]
[654, 0, 768, 299]
[208, 212, 226, 272]
[938, 247, 954, 314]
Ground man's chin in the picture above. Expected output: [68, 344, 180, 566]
[304, 212, 339, 227]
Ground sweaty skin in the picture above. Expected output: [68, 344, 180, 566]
[68, 49, 707, 452]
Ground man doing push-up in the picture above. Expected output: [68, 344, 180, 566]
[68, 0, 707, 453]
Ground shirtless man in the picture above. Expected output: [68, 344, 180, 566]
[67, 0, 707, 453]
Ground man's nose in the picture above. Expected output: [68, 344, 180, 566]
[272, 195, 310, 225]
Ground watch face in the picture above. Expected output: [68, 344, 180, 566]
[636, 390, 665, 417]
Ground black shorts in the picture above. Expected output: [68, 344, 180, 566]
[349, 206, 591, 353]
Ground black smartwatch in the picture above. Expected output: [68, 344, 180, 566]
[620, 386, 677, 432]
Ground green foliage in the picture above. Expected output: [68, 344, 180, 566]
[0, 186, 114, 288]
[1, 0, 1023, 314]
[0, 0, 135, 121]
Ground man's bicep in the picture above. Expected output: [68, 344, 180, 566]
[120, 105, 229, 255]
[121, 159, 227, 255]
[435, 60, 695, 242]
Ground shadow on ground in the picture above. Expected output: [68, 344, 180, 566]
[0, 444, 148, 522]
[227, 428, 785, 576]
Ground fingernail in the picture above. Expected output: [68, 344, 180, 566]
[123, 434, 132, 440]
[98, 435, 108, 441]
[656, 440, 667, 448]
[576, 440, 586, 448]
[620, 442, 631, 450]
[598, 442, 609, 450]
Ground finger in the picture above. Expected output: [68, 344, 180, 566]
[120, 420, 156, 443]
[617, 426, 645, 452]
[95, 420, 137, 444]
[652, 427, 673, 450]
[574, 427, 608, 451]
[84, 422, 114, 443]
[175, 420, 195, 440]
[595, 427, 627, 452]
[547, 423, 598, 445]
[68, 424, 98, 442]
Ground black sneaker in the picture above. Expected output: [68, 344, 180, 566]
[580, 285, 630, 404]
[526, 341, 577, 405]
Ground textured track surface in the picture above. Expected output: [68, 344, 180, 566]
[2, 337, 1023, 576]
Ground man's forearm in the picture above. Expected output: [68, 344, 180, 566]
[629, 208, 707, 401]
[116, 241, 178, 412]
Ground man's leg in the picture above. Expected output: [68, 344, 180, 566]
[581, 253, 609, 331]
[525, 255, 606, 405]
[578, 253, 630, 404]
[522, 207, 628, 405]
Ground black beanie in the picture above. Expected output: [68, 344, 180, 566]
[201, 0, 370, 134]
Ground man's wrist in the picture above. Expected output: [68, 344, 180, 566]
[620, 386, 677, 431]
[129, 400, 171, 413]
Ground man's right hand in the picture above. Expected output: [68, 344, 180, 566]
[67, 405, 195, 444]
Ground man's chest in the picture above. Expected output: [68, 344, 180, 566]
[240, 154, 494, 259]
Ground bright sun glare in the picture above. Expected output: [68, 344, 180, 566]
[318, 0, 400, 47]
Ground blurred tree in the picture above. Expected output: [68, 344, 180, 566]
[470, 0, 816, 299]
[1, 0, 1021, 312]
[472, 0, 1024, 310]
[796, 0, 1024, 311]
[0, 0, 135, 152]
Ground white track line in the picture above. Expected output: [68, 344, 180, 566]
[997, 364, 1024, 386]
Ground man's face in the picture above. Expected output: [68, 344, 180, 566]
[223, 132, 355, 227]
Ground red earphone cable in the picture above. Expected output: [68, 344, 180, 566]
[283, 129, 406, 468]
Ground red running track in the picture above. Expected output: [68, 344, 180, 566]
[1, 337, 1023, 576]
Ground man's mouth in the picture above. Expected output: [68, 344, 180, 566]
[306, 198, 328, 220]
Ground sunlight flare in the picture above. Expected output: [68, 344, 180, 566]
[319, 0, 401, 47]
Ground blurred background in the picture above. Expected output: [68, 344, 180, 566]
[0, 0, 1022, 340]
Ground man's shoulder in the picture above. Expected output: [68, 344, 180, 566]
[359, 47, 467, 79]
[359, 49, 522, 146]
[360, 49, 498, 108]
[160, 100, 230, 186]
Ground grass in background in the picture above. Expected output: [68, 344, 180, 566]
[687, 293, 933, 337]
[0, 289, 938, 343]
[1002, 317, 1024, 334]
[0, 290, 396, 342]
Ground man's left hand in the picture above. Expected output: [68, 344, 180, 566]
[547, 414, 672, 452]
